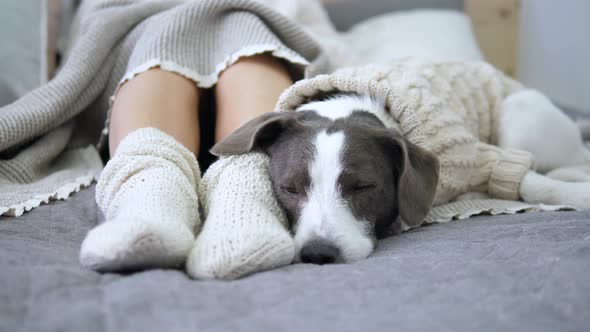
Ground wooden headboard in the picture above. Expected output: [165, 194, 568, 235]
[465, 0, 520, 76]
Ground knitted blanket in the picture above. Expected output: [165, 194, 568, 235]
[0, 0, 323, 216]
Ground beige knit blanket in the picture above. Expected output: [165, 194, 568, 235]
[0, 0, 323, 216]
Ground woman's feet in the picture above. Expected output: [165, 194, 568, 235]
[186, 153, 295, 280]
[80, 129, 294, 278]
[80, 128, 201, 271]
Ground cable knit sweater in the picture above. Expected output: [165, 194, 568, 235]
[276, 60, 534, 205]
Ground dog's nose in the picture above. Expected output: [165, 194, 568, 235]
[300, 240, 340, 265]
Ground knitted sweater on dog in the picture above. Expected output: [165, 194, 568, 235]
[276, 60, 534, 205]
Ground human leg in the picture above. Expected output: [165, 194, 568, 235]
[108, 68, 201, 155]
[186, 55, 295, 279]
[80, 69, 203, 271]
[214, 54, 293, 141]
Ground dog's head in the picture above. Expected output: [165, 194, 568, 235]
[211, 95, 439, 264]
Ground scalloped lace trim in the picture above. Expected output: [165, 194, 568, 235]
[0, 173, 98, 217]
[119, 44, 309, 90]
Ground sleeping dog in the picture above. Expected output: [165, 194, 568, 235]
[210, 92, 590, 265]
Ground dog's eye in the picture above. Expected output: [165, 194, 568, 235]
[281, 186, 301, 195]
[352, 183, 376, 192]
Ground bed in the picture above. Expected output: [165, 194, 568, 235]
[1, 1, 589, 331]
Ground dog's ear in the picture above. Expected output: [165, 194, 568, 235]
[381, 132, 440, 227]
[210, 112, 297, 156]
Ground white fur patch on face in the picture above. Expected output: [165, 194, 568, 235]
[295, 94, 401, 131]
[294, 130, 375, 263]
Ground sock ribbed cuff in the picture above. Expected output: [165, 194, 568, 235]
[111, 127, 200, 182]
[96, 127, 201, 220]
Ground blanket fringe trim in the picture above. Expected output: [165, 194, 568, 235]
[0, 173, 98, 217]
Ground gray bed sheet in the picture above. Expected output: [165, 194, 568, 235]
[1, 185, 589, 332]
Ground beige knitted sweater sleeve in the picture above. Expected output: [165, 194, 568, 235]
[276, 60, 534, 205]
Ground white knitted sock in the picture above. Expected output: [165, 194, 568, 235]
[80, 128, 201, 271]
[186, 153, 294, 280]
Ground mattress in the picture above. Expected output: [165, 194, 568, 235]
[1, 185, 589, 332]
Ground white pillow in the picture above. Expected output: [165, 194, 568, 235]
[343, 9, 484, 66]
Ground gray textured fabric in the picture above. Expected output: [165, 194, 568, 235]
[2, 185, 589, 332]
